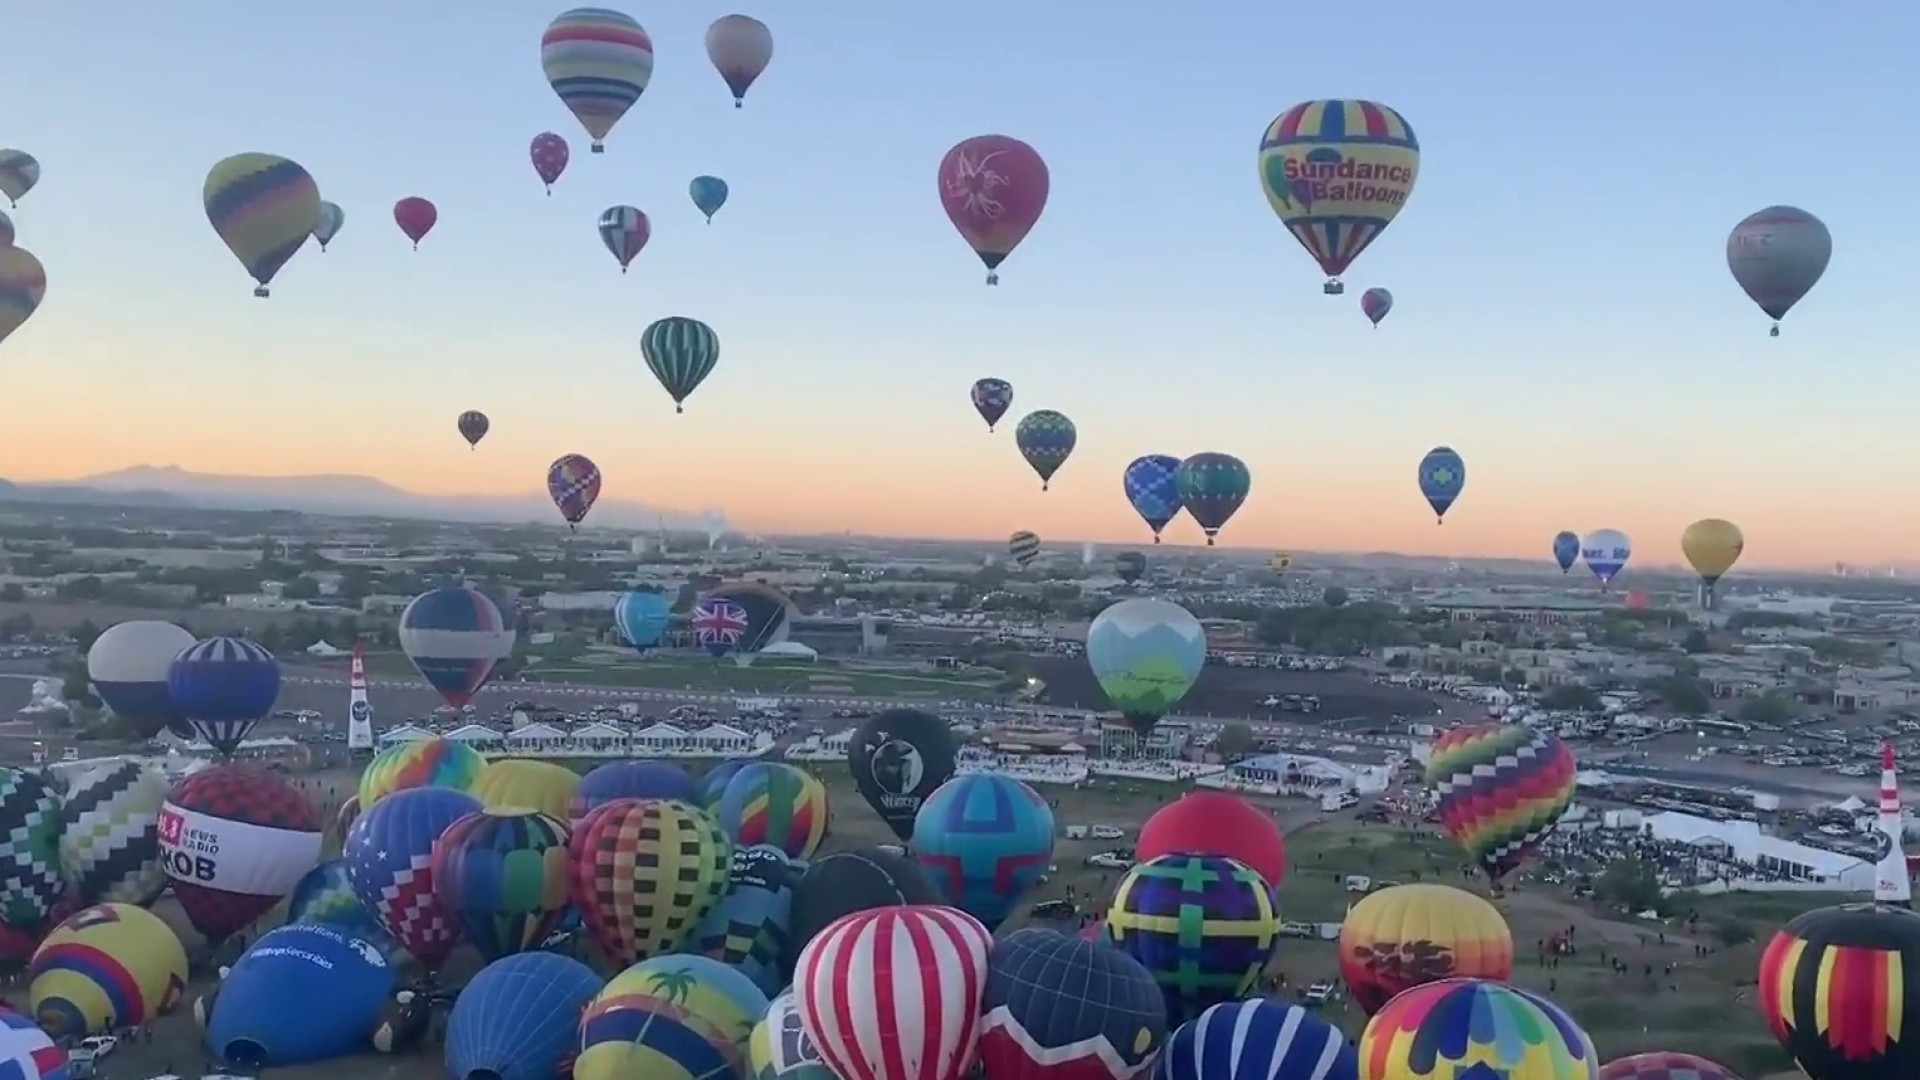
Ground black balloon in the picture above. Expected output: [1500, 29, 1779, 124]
[849, 708, 958, 841]
[1114, 551, 1146, 585]
[1323, 585, 1349, 608]
[782, 848, 939, 980]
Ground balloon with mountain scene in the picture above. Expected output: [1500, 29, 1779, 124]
[1086, 598, 1206, 737]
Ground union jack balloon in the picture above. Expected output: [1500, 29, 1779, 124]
[795, 905, 992, 1080]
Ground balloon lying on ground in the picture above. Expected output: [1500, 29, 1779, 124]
[470, 759, 579, 822]
[203, 922, 398, 1068]
[30, 903, 188, 1037]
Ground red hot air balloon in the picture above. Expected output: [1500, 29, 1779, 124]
[529, 133, 570, 195]
[159, 765, 322, 947]
[1137, 792, 1286, 891]
[394, 197, 437, 249]
[939, 135, 1049, 286]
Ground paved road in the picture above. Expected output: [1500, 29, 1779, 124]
[279, 673, 945, 712]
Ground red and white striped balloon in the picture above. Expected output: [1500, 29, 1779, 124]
[795, 905, 992, 1080]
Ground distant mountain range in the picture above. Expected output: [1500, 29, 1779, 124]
[1, 466, 719, 531]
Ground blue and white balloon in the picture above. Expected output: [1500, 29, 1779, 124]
[87, 621, 195, 739]
[167, 636, 279, 755]
[1581, 528, 1633, 589]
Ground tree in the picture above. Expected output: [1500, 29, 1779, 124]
[69, 620, 104, 653]
[0, 583, 22, 603]
[1541, 685, 1600, 711]
[1215, 722, 1256, 757]
[1681, 629, 1711, 653]
[1736, 693, 1796, 727]
[1644, 675, 1710, 714]
[280, 577, 321, 601]
[1594, 856, 1665, 914]
[56, 576, 105, 600]
[1712, 918, 1757, 947]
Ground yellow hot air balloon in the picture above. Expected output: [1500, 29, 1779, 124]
[203, 153, 321, 298]
[1270, 552, 1292, 575]
[470, 759, 580, 822]
[1258, 100, 1420, 295]
[1682, 518, 1744, 586]
[30, 903, 189, 1037]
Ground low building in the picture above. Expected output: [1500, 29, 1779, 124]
[1641, 811, 1874, 890]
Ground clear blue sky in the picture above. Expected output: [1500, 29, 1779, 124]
[3, 3, 1915, 567]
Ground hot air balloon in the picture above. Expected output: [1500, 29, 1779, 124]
[1682, 518, 1744, 607]
[358, 737, 487, 809]
[1015, 410, 1076, 490]
[203, 153, 320, 298]
[796, 906, 992, 1080]
[1087, 598, 1207, 739]
[1598, 1053, 1743, 1080]
[1115, 550, 1147, 585]
[446, 951, 601, 1080]
[752, 989, 836, 1080]
[86, 621, 194, 739]
[0, 210, 13, 249]
[715, 762, 828, 859]
[345, 785, 482, 972]
[1258, 101, 1420, 295]
[457, 409, 489, 449]
[1159, 999, 1356, 1080]
[1580, 528, 1632, 589]
[971, 378, 1013, 431]
[470, 759, 580, 822]
[940, 135, 1049, 285]
[913, 775, 1055, 929]
[577, 954, 768, 1080]
[1760, 903, 1920, 1080]
[1338, 884, 1513, 1015]
[202, 923, 397, 1069]
[1552, 531, 1581, 574]
[0, 247, 43, 348]
[569, 798, 731, 967]
[1729, 206, 1831, 336]
[1423, 723, 1576, 883]
[983, 929, 1166, 1080]
[29, 903, 188, 1037]
[1361, 287, 1393, 327]
[159, 765, 321, 947]
[312, 200, 344, 251]
[58, 762, 170, 906]
[1271, 552, 1293, 575]
[690, 175, 729, 222]
[641, 315, 720, 413]
[694, 582, 797, 664]
[285, 859, 413, 969]
[850, 709, 959, 841]
[530, 131, 570, 194]
[784, 849, 941, 981]
[399, 586, 515, 710]
[393, 196, 436, 249]
[612, 590, 671, 652]
[1176, 453, 1250, 546]
[167, 636, 280, 756]
[1008, 530, 1041, 568]
[1323, 586, 1350, 608]
[692, 844, 803, 995]
[430, 807, 571, 961]
[706, 15, 773, 107]
[548, 453, 602, 527]
[1417, 446, 1464, 524]
[0, 151, 39, 207]
[541, 9, 653, 154]
[1136, 792, 1285, 892]
[1107, 854, 1279, 1023]
[1124, 454, 1185, 543]
[572, 763, 695, 823]
[1359, 979, 1597, 1080]
[0, 769, 60, 929]
[598, 205, 650, 272]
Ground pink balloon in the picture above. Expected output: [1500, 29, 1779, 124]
[530, 133, 570, 193]
[938, 135, 1049, 285]
[394, 197, 437, 249]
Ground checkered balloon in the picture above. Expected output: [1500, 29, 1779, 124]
[0, 767, 65, 926]
[346, 785, 481, 971]
[58, 761, 170, 906]
[569, 798, 731, 967]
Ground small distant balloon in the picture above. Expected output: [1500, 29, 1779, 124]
[598, 205, 650, 272]
[689, 176, 729, 223]
[541, 9, 654, 154]
[0, 150, 40, 208]
[0, 247, 46, 349]
[1014, 410, 1076, 491]
[1581, 528, 1633, 589]
[1008, 531, 1041, 569]
[457, 411, 489, 450]
[940, 135, 1049, 285]
[641, 316, 720, 413]
[312, 201, 345, 252]
[705, 15, 773, 108]
[530, 132, 570, 194]
[1552, 531, 1580, 574]
[204, 153, 321, 298]
[394, 197, 437, 249]
[1417, 446, 1465, 524]
[1361, 287, 1393, 327]
[1728, 206, 1831, 337]
[970, 378, 1013, 431]
[548, 454, 602, 529]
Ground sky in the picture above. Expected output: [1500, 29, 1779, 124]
[1, 3, 1915, 571]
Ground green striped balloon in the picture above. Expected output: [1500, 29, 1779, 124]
[641, 316, 720, 413]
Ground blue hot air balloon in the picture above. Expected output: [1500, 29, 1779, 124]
[613, 590, 671, 652]
[1417, 446, 1466, 524]
[87, 621, 195, 739]
[345, 786, 483, 974]
[979, 928, 1167, 1080]
[690, 844, 803, 995]
[1581, 528, 1633, 589]
[913, 775, 1056, 929]
[399, 586, 516, 711]
[285, 859, 413, 968]
[1123, 454, 1184, 544]
[572, 762, 697, 822]
[167, 636, 280, 756]
[701, 762, 750, 808]
[203, 923, 398, 1069]
[446, 951, 602, 1080]
[1155, 999, 1357, 1080]
[689, 176, 729, 223]
[1552, 531, 1581, 574]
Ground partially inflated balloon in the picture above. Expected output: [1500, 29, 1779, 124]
[598, 205, 650, 272]
[1361, 286, 1393, 327]
[311, 201, 344, 252]
[530, 132, 570, 194]
[706, 15, 773, 107]
[1259, 101, 1419, 294]
[394, 197, 436, 249]
[548, 454, 602, 527]
[940, 135, 1049, 285]
[542, 9, 654, 153]
[971, 378, 1013, 431]
[1015, 410, 1076, 490]
[1728, 206, 1830, 336]
[1175, 453, 1250, 546]
[204, 153, 320, 297]
[642, 316, 720, 413]
[1087, 598, 1205, 737]
[690, 175, 729, 222]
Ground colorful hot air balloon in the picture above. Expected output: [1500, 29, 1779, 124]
[641, 316, 720, 413]
[1136, 792, 1285, 893]
[430, 807, 571, 961]
[470, 759, 580, 822]
[446, 952, 601, 1080]
[159, 765, 321, 946]
[715, 762, 829, 860]
[1361, 287, 1393, 327]
[311, 200, 344, 251]
[1416, 446, 1465, 524]
[399, 586, 515, 709]
[1258, 100, 1420, 295]
[913, 775, 1055, 929]
[940, 135, 1049, 285]
[1014, 410, 1076, 490]
[1728, 206, 1831, 337]
[971, 378, 1013, 431]
[1338, 884, 1513, 1015]
[358, 737, 487, 809]
[548, 453, 602, 526]
[86, 621, 194, 739]
[1107, 854, 1279, 1023]
[0, 769, 61, 929]
[1580, 528, 1632, 589]
[1598, 1053, 1743, 1080]
[850, 709, 959, 842]
[1760, 903, 1920, 1080]
[1682, 518, 1745, 606]
[577, 954, 768, 1080]
[1176, 453, 1250, 546]
[692, 844, 803, 996]
[203, 153, 320, 297]
[690, 175, 729, 222]
[530, 131, 571, 194]
[1552, 531, 1581, 574]
[0, 150, 40, 207]
[570, 798, 731, 967]
[796, 906, 992, 1080]
[345, 785, 482, 972]
[613, 589, 672, 652]
[598, 205, 650, 272]
[29, 903, 188, 1038]
[285, 859, 412, 969]
[1159, 1000, 1356, 1080]
[457, 409, 489, 449]
[1115, 550, 1147, 585]
[0, 247, 43, 348]
[543, 8, 655, 153]
[1008, 530, 1041, 568]
[1124, 455, 1185, 543]
[1087, 598, 1207, 738]
[706, 15, 773, 108]
[1423, 723, 1576, 883]
[58, 762, 170, 906]
[1361, 979, 1596, 1080]
[167, 636, 280, 756]
[393, 196, 437, 249]
[982, 928, 1166, 1080]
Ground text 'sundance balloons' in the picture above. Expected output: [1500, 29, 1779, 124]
[1258, 100, 1419, 295]
[1727, 206, 1830, 337]
[939, 135, 1049, 285]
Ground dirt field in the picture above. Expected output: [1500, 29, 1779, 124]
[1026, 655, 1441, 720]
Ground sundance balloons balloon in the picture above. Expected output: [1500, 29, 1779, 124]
[1361, 286, 1393, 327]
[706, 15, 773, 108]
[445, 951, 600, 1080]
[1417, 446, 1465, 524]
[1159, 999, 1356, 1080]
[690, 175, 729, 222]
[393, 196, 437, 249]
[530, 131, 570, 194]
[1728, 206, 1831, 336]
[598, 204, 650, 272]
[542, 8, 654, 153]
[981, 928, 1166, 1080]
[642, 316, 721, 413]
[1176, 453, 1250, 546]
[86, 621, 194, 739]
[399, 586, 515, 709]
[167, 636, 280, 756]
[1124, 455, 1185, 543]
[1015, 410, 1076, 491]
[1552, 530, 1581, 574]
[971, 377, 1013, 431]
[160, 765, 321, 945]
[311, 200, 344, 251]
[1258, 100, 1420, 294]
[1358, 979, 1597, 1080]
[203, 153, 320, 297]
[940, 135, 1049, 285]
[0, 150, 40, 207]
[1087, 598, 1206, 737]
[1580, 528, 1632, 588]
[914, 775, 1055, 929]
[547, 453, 602, 527]
[0, 247, 44, 349]
[457, 409, 489, 449]
[850, 709, 958, 841]
[1337, 884, 1512, 1015]
[204, 923, 397, 1069]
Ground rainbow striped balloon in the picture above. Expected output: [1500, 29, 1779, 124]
[1422, 722, 1576, 881]
[1359, 978, 1596, 1080]
[541, 9, 654, 153]
[202, 153, 321, 297]
[715, 763, 828, 861]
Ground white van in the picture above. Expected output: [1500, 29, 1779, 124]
[1090, 825, 1126, 840]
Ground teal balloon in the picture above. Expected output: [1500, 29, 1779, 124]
[1086, 597, 1206, 736]
[690, 176, 729, 223]
[1175, 452, 1251, 545]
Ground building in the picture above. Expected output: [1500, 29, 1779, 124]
[1641, 811, 1875, 890]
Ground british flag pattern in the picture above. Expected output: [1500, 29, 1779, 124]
[692, 598, 749, 656]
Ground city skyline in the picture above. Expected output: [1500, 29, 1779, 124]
[1, 4, 1915, 568]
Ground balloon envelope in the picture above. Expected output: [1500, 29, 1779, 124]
[690, 175, 729, 220]
[548, 453, 602, 524]
[1580, 528, 1632, 586]
[1258, 101, 1420, 288]
[913, 775, 1055, 929]
[29, 903, 188, 1037]
[573, 762, 695, 821]
[706, 15, 773, 105]
[1358, 978, 1597, 1080]
[1086, 599, 1207, 735]
[576, 953, 768, 1080]
[1728, 205, 1830, 330]
[1136, 793, 1285, 892]
[1123, 455, 1184, 539]
[939, 135, 1049, 283]
[642, 316, 721, 411]
[542, 8, 655, 151]
[159, 765, 320, 943]
[399, 586, 515, 709]
[981, 927, 1166, 1080]
[1361, 287, 1393, 326]
[1106, 854, 1279, 1023]
[1417, 447, 1465, 521]
[167, 636, 280, 754]
[1552, 531, 1581, 573]
[1158, 999, 1356, 1080]
[58, 762, 170, 906]
[1337, 884, 1512, 1015]
[203, 153, 321, 296]
[849, 709, 959, 841]
[0, 246, 45, 346]
[1759, 902, 1920, 1080]
[1175, 453, 1250, 543]
[86, 621, 194, 738]
[345, 785, 482, 970]
[1014, 411, 1077, 489]
[204, 923, 397, 1069]
[691, 843, 803, 995]
[1681, 519, 1744, 586]
[971, 377, 1014, 430]
[783, 849, 940, 981]
[445, 951, 601, 1080]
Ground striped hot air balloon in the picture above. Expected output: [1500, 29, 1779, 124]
[714, 763, 829, 861]
[752, 989, 837, 1080]
[57, 762, 171, 906]
[1422, 722, 1576, 883]
[1158, 999, 1355, 1080]
[541, 8, 654, 154]
[160, 765, 321, 947]
[1008, 531, 1041, 568]
[641, 316, 721, 413]
[0, 247, 43, 349]
[398, 587, 516, 710]
[1359, 978, 1596, 1080]
[165, 636, 280, 757]
[430, 808, 571, 962]
[1760, 903, 1920, 1080]
[202, 152, 321, 297]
